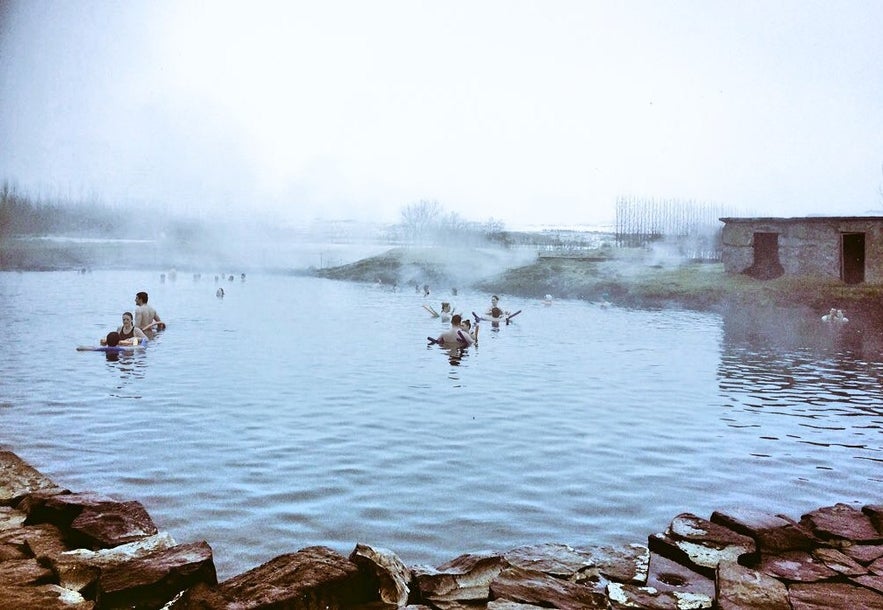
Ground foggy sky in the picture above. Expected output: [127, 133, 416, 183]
[2, 0, 882, 227]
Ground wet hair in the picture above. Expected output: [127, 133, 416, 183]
[491, 295, 499, 301]
[451, 314, 462, 326]
[136, 291, 149, 303]
[461, 319, 471, 330]
[105, 331, 121, 347]
[122, 312, 134, 322]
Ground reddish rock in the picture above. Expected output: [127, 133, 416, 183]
[865, 505, 883, 533]
[53, 531, 178, 594]
[646, 552, 714, 599]
[715, 560, 790, 610]
[0, 584, 94, 609]
[0, 558, 54, 586]
[70, 499, 158, 549]
[583, 543, 649, 585]
[0, 451, 64, 506]
[872, 556, 883, 575]
[348, 543, 411, 607]
[649, 513, 756, 578]
[789, 581, 883, 609]
[413, 551, 509, 605]
[842, 543, 883, 565]
[503, 543, 594, 579]
[711, 507, 817, 552]
[0, 505, 27, 531]
[489, 565, 608, 609]
[21, 523, 69, 564]
[607, 580, 713, 609]
[172, 546, 375, 609]
[758, 550, 838, 582]
[853, 573, 883, 596]
[811, 547, 867, 576]
[96, 540, 216, 609]
[800, 503, 883, 545]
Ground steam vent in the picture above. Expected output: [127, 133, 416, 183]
[1, 450, 882, 608]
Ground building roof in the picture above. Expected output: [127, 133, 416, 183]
[720, 216, 883, 224]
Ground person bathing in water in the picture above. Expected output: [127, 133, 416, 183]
[135, 291, 164, 332]
[431, 314, 474, 348]
[101, 312, 147, 345]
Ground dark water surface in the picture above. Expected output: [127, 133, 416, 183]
[1, 270, 881, 579]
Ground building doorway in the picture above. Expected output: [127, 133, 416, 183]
[841, 232, 865, 284]
[745, 232, 784, 279]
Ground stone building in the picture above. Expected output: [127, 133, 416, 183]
[719, 216, 883, 284]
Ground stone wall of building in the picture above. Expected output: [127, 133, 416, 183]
[721, 217, 883, 283]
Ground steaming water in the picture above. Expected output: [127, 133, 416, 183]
[1, 270, 881, 580]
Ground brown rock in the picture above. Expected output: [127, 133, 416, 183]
[842, 543, 883, 565]
[789, 581, 883, 609]
[489, 565, 608, 609]
[0, 451, 64, 506]
[487, 602, 546, 609]
[811, 547, 867, 576]
[711, 507, 817, 552]
[503, 543, 594, 579]
[583, 543, 650, 585]
[53, 532, 178, 593]
[0, 584, 94, 609]
[606, 580, 713, 609]
[172, 546, 375, 609]
[69, 499, 158, 549]
[800, 503, 883, 545]
[95, 540, 217, 609]
[349, 543, 411, 607]
[853, 573, 883, 596]
[646, 553, 714, 599]
[0, 505, 27, 531]
[22, 523, 70, 564]
[413, 552, 508, 604]
[648, 513, 757, 578]
[872, 556, 883, 575]
[715, 560, 790, 610]
[0, 558, 54, 586]
[758, 550, 838, 582]
[865, 505, 883, 533]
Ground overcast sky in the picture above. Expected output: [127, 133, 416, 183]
[2, 0, 882, 228]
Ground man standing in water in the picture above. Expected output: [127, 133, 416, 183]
[433, 314, 474, 348]
[135, 291, 163, 332]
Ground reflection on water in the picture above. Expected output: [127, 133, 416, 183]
[719, 306, 883, 482]
[1, 271, 882, 580]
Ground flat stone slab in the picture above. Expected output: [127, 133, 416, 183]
[646, 552, 714, 599]
[711, 507, 817, 552]
[649, 513, 757, 578]
[800, 503, 883, 545]
[0, 584, 94, 609]
[715, 560, 790, 610]
[489, 565, 608, 609]
[0, 452, 63, 506]
[758, 550, 838, 582]
[788, 581, 883, 609]
[413, 551, 509, 604]
[172, 545, 374, 609]
[96, 540, 217, 609]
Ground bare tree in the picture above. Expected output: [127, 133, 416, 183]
[399, 199, 443, 242]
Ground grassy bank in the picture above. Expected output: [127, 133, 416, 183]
[312, 246, 883, 324]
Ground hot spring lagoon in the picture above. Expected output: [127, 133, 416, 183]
[1, 241, 882, 600]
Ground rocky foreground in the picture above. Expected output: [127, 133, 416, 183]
[2, 451, 882, 609]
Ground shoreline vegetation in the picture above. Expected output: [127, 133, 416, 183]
[5, 236, 883, 326]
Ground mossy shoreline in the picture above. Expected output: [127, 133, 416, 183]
[311, 246, 883, 326]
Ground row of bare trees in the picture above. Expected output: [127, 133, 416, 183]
[390, 199, 506, 245]
[614, 196, 743, 260]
